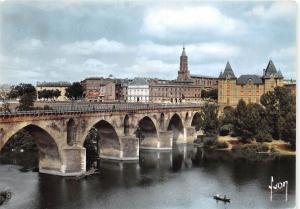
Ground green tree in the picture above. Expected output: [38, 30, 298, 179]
[201, 89, 218, 100]
[233, 100, 268, 141]
[83, 128, 100, 169]
[199, 103, 219, 135]
[38, 89, 61, 101]
[2, 129, 37, 152]
[260, 86, 295, 143]
[65, 82, 84, 100]
[53, 89, 61, 99]
[260, 87, 296, 139]
[8, 83, 36, 111]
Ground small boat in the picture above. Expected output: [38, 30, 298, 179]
[213, 195, 230, 203]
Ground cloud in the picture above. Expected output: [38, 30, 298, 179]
[18, 39, 44, 51]
[61, 38, 127, 55]
[142, 6, 242, 38]
[245, 2, 296, 20]
[269, 47, 296, 61]
[137, 41, 240, 62]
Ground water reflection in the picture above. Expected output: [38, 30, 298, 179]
[0, 144, 296, 209]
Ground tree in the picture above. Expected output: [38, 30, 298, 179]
[38, 89, 61, 101]
[65, 82, 84, 100]
[233, 100, 268, 141]
[221, 106, 235, 125]
[260, 86, 295, 144]
[53, 89, 61, 99]
[8, 83, 37, 111]
[201, 89, 218, 100]
[83, 128, 100, 169]
[199, 103, 219, 135]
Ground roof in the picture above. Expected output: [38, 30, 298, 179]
[237, 75, 263, 85]
[190, 74, 218, 79]
[129, 77, 149, 85]
[219, 61, 236, 79]
[36, 81, 71, 87]
[263, 60, 283, 79]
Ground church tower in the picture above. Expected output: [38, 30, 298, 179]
[177, 46, 191, 81]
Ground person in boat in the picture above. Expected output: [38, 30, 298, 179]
[224, 195, 226, 199]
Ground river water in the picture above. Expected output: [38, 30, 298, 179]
[0, 144, 296, 209]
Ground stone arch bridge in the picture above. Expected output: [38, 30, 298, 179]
[0, 104, 202, 176]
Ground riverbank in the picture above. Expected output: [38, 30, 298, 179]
[217, 136, 296, 156]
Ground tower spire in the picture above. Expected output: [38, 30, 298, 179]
[181, 45, 186, 56]
[177, 46, 190, 81]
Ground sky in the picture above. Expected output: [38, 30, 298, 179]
[0, 0, 297, 84]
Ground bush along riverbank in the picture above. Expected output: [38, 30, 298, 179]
[194, 134, 295, 160]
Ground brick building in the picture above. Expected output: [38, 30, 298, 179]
[82, 77, 128, 102]
[218, 60, 284, 108]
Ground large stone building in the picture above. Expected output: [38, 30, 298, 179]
[284, 79, 296, 95]
[36, 81, 71, 101]
[82, 77, 129, 102]
[218, 60, 284, 107]
[127, 77, 149, 102]
[149, 47, 217, 103]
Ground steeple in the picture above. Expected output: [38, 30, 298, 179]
[263, 60, 283, 79]
[177, 46, 190, 81]
[181, 45, 186, 56]
[220, 61, 236, 79]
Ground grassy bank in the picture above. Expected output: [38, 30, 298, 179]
[217, 136, 296, 156]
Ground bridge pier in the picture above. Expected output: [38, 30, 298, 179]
[40, 145, 86, 176]
[100, 135, 139, 161]
[175, 127, 196, 144]
[185, 126, 196, 143]
[140, 131, 173, 150]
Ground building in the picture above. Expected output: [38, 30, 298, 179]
[127, 77, 149, 102]
[284, 79, 296, 95]
[82, 77, 130, 102]
[36, 81, 71, 101]
[0, 84, 12, 100]
[149, 47, 217, 103]
[218, 60, 284, 107]
[190, 75, 218, 90]
[82, 77, 118, 102]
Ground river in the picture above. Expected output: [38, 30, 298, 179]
[0, 144, 296, 209]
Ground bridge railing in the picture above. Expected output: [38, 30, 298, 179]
[0, 103, 202, 116]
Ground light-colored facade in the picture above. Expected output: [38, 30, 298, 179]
[36, 82, 71, 101]
[127, 77, 149, 102]
[218, 60, 284, 108]
[0, 84, 12, 100]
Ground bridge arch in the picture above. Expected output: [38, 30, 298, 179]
[137, 116, 158, 147]
[84, 119, 121, 159]
[191, 112, 201, 131]
[167, 113, 184, 142]
[0, 124, 62, 173]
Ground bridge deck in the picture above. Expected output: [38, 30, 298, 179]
[0, 103, 202, 117]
